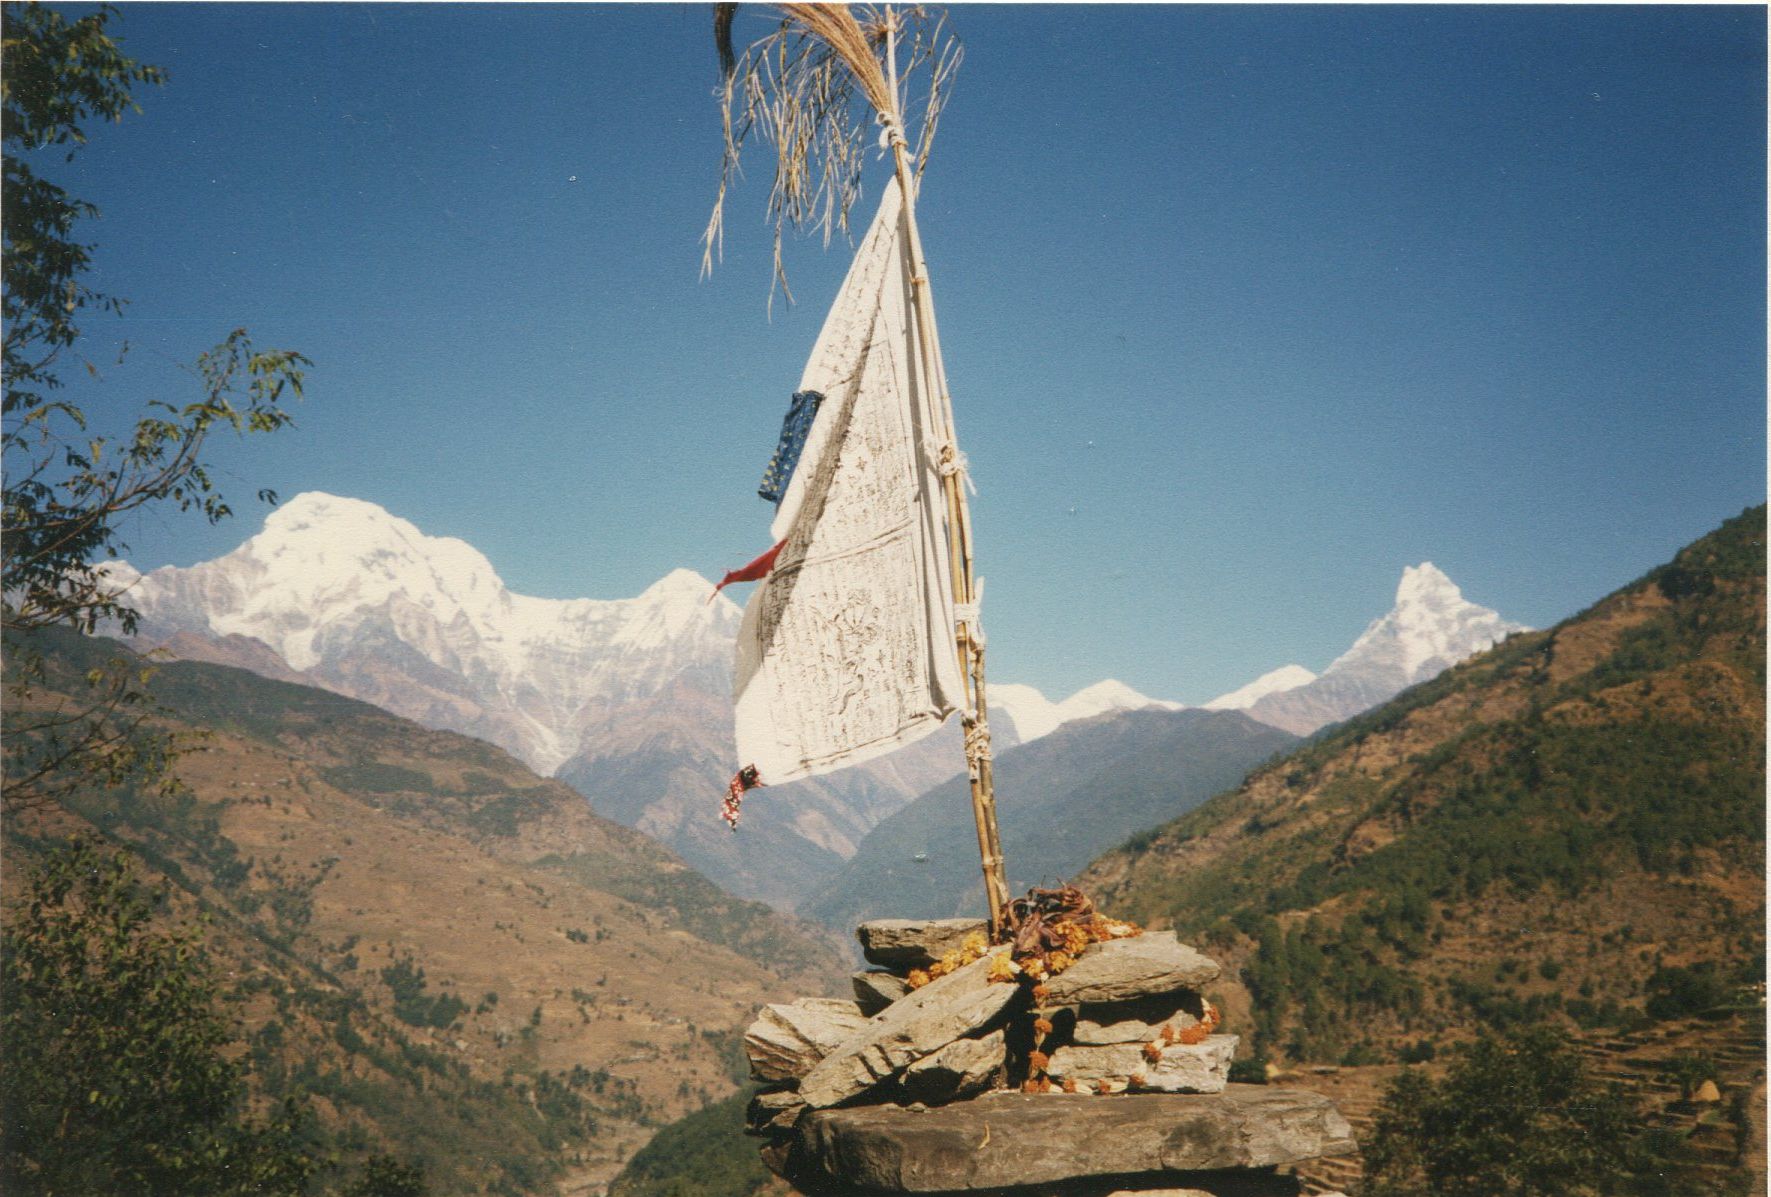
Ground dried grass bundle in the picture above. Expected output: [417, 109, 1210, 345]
[704, 3, 961, 307]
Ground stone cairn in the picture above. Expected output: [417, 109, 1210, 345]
[745, 916, 1354, 1197]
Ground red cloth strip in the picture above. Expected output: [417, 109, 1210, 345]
[710, 540, 786, 603]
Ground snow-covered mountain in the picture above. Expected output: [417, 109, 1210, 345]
[105, 492, 741, 774]
[1203, 664, 1318, 712]
[104, 495, 1523, 901]
[1243, 563, 1529, 736]
[990, 680, 1184, 744]
[103, 492, 1186, 906]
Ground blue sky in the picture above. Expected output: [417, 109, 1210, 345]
[55, 3, 1767, 704]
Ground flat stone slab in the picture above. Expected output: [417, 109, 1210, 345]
[787, 1086, 1354, 1192]
[1071, 994, 1206, 1045]
[747, 1087, 807, 1137]
[1047, 1035, 1238, 1094]
[853, 970, 914, 1015]
[901, 1030, 1007, 1104]
[747, 998, 872, 1083]
[1041, 932, 1220, 1005]
[798, 950, 1025, 1109]
[857, 919, 991, 970]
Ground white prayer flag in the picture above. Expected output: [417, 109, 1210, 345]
[733, 179, 964, 785]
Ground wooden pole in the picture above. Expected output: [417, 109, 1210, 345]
[883, 8, 1011, 939]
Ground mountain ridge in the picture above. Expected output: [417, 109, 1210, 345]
[107, 492, 1532, 912]
[1079, 505, 1765, 1066]
[800, 705, 1299, 930]
[105, 492, 1203, 906]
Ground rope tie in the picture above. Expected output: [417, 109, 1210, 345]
[931, 440, 978, 495]
[877, 112, 909, 154]
[955, 600, 985, 649]
[963, 720, 992, 764]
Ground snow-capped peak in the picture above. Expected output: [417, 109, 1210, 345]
[1059, 679, 1184, 722]
[989, 679, 1184, 745]
[1395, 561, 1462, 609]
[1204, 664, 1317, 711]
[1326, 562, 1527, 687]
[112, 493, 739, 773]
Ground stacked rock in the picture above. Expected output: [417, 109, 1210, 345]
[744, 918, 1355, 1196]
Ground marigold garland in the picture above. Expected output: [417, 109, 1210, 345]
[894, 885, 1189, 1096]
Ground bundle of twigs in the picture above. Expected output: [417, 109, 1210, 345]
[704, 3, 961, 305]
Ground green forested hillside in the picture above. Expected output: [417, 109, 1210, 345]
[4, 629, 847, 1196]
[1084, 506, 1766, 1064]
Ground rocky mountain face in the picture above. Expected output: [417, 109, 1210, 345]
[1081, 506, 1766, 1068]
[107, 493, 1184, 908]
[800, 707, 1299, 931]
[4, 627, 852, 1197]
[1242, 562, 1528, 735]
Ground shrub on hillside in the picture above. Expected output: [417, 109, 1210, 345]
[1361, 1026, 1688, 1197]
[1644, 962, 1732, 1020]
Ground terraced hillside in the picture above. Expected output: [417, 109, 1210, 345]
[1285, 1010, 1766, 1195]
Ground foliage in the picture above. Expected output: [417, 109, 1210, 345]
[607, 1088, 769, 1197]
[1, 1, 306, 813]
[380, 955, 468, 1030]
[2, 0, 163, 414]
[1644, 963, 1734, 1021]
[1362, 1027, 1668, 1197]
[1660, 1054, 1719, 1103]
[0, 836, 317, 1195]
[3, 627, 189, 812]
[342, 1155, 428, 1197]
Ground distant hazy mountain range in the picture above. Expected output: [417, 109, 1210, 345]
[107, 491, 1526, 908]
[799, 706, 1299, 931]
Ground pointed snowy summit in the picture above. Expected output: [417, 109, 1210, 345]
[1241, 562, 1528, 737]
[1326, 560, 1526, 687]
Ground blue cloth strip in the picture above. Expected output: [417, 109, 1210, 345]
[757, 390, 824, 505]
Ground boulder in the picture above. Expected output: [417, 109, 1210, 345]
[1693, 1079, 1722, 1103]
[745, 997, 871, 1083]
[900, 1030, 1007, 1104]
[852, 969, 913, 1015]
[797, 949, 1025, 1109]
[1041, 931, 1220, 1005]
[746, 1087, 807, 1137]
[786, 1086, 1355, 1191]
[1046, 1035, 1238, 1094]
[1072, 993, 1206, 1045]
[857, 918, 990, 970]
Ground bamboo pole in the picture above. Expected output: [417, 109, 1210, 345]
[883, 7, 1011, 939]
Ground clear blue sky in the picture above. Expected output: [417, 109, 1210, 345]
[57, 3, 1766, 704]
